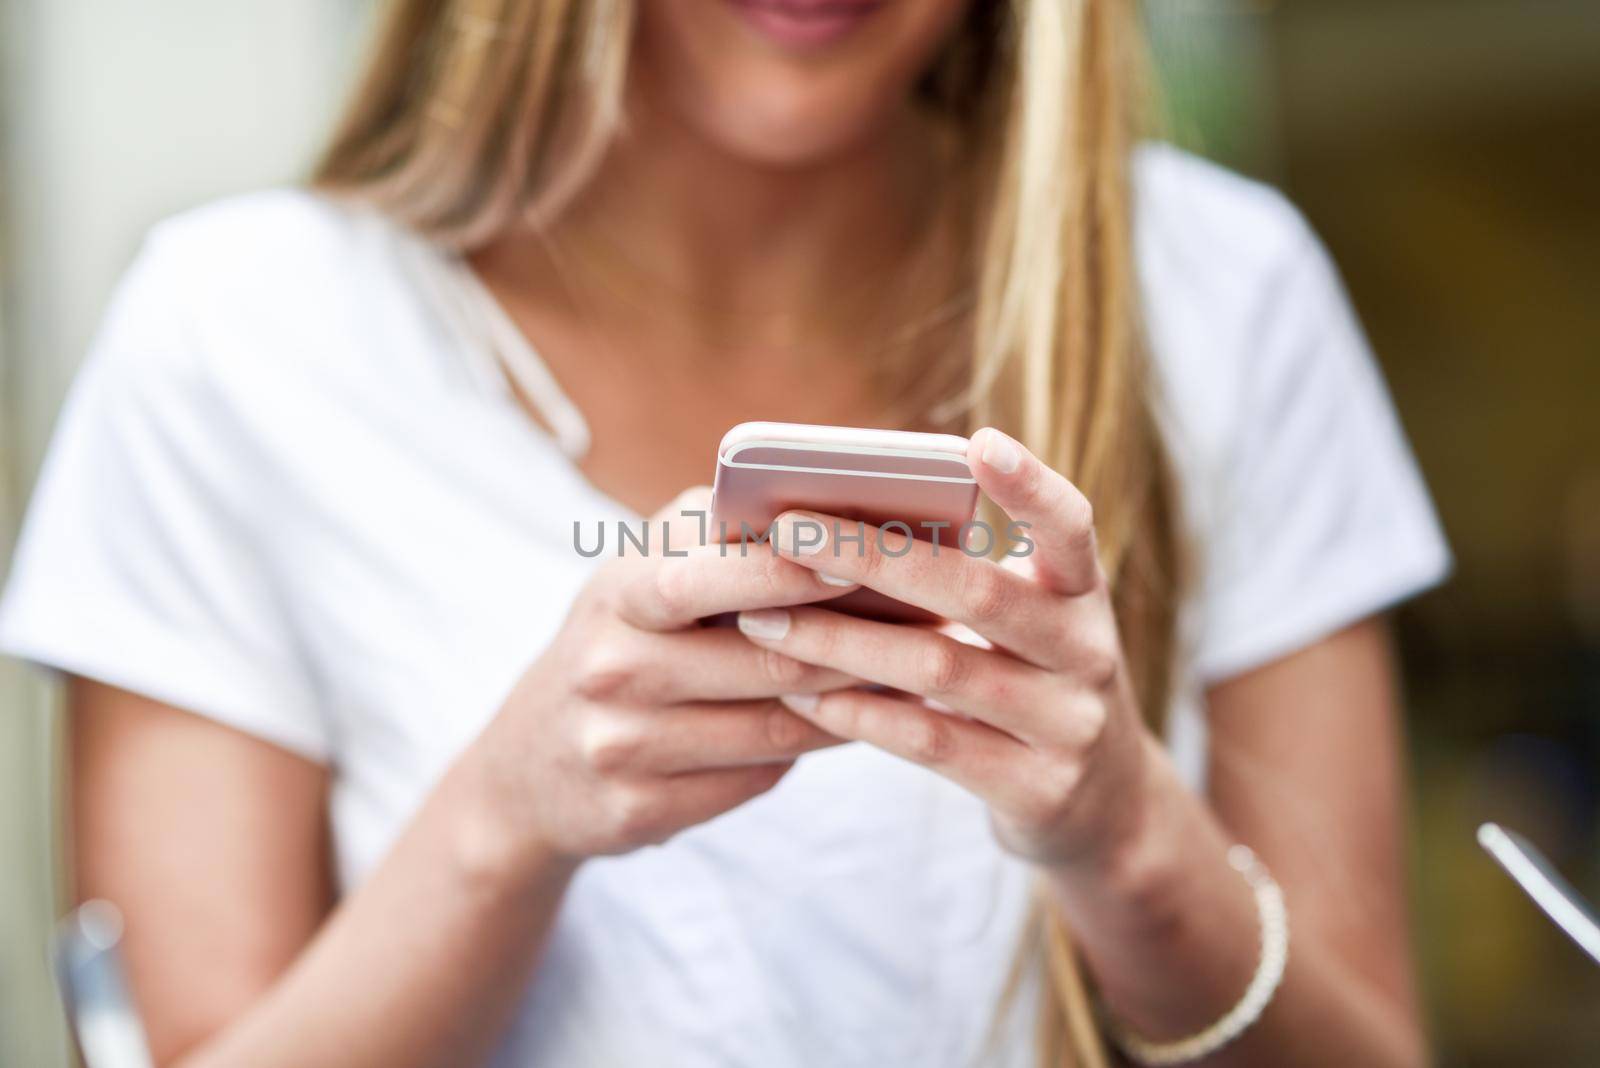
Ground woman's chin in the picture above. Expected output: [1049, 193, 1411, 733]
[634, 0, 961, 170]
[714, 125, 884, 171]
[690, 93, 905, 171]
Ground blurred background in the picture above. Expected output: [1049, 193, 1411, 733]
[1, 1, 1596, 1065]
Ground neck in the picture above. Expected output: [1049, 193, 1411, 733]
[484, 85, 952, 355]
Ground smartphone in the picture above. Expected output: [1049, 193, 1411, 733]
[55, 901, 154, 1068]
[709, 422, 979, 623]
[1478, 822, 1600, 966]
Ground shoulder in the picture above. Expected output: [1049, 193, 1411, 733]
[147, 186, 363, 254]
[1130, 145, 1359, 445]
[1129, 145, 1392, 541]
[76, 188, 468, 491]
[1132, 143, 1314, 280]
[1131, 150, 1451, 682]
[132, 188, 416, 316]
[96, 189, 450, 398]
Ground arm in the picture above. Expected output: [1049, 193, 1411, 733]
[70, 677, 575, 1068]
[69, 492, 858, 1068]
[1206, 620, 1423, 1061]
[1045, 621, 1426, 1066]
[735, 428, 1428, 1066]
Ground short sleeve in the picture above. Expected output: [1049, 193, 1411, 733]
[0, 230, 330, 760]
[1193, 213, 1451, 682]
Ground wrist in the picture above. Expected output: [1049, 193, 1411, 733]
[1045, 733, 1189, 934]
[445, 736, 581, 900]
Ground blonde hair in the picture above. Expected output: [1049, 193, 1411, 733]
[315, 2, 1184, 1063]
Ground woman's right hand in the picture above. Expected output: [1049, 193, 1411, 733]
[467, 488, 858, 869]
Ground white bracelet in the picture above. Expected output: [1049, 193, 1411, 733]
[1106, 844, 1290, 1066]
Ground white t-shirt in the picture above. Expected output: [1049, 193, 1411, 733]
[0, 144, 1449, 1067]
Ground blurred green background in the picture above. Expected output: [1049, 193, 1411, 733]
[3, 1, 1598, 1065]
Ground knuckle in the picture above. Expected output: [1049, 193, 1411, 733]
[1063, 494, 1098, 561]
[970, 665, 1013, 712]
[855, 532, 888, 582]
[923, 640, 970, 696]
[1017, 765, 1081, 829]
[611, 787, 670, 845]
[573, 641, 636, 701]
[754, 551, 797, 600]
[1041, 762, 1083, 812]
[821, 691, 862, 736]
[1069, 492, 1095, 538]
[1067, 693, 1111, 749]
[1049, 757, 1088, 799]
[805, 614, 842, 665]
[759, 646, 811, 690]
[763, 705, 813, 753]
[577, 717, 643, 773]
[651, 561, 692, 621]
[1040, 608, 1076, 655]
[902, 716, 952, 765]
[1078, 629, 1122, 693]
[1017, 456, 1045, 502]
[962, 565, 1014, 625]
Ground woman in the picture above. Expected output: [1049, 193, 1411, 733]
[0, 1, 1449, 1065]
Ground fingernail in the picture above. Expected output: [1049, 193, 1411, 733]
[738, 608, 791, 641]
[980, 429, 1022, 475]
[778, 515, 828, 556]
[780, 693, 819, 714]
[818, 572, 856, 588]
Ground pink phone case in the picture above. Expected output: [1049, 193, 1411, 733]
[709, 422, 979, 623]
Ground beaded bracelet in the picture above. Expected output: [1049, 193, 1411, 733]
[1106, 845, 1290, 1066]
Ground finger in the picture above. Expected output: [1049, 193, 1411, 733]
[617, 544, 858, 632]
[967, 428, 1101, 596]
[575, 627, 859, 704]
[737, 606, 1078, 745]
[661, 484, 713, 533]
[580, 702, 841, 774]
[667, 762, 795, 827]
[776, 689, 1043, 813]
[763, 512, 1072, 670]
[613, 762, 795, 847]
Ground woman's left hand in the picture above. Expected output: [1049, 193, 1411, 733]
[733, 427, 1155, 873]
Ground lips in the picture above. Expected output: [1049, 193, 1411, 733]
[729, 0, 888, 49]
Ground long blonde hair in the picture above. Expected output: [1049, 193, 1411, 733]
[315, 2, 1184, 1063]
